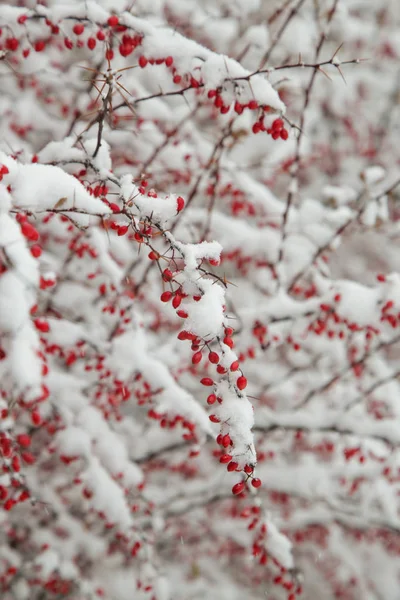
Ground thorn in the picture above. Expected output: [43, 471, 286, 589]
[317, 66, 332, 81]
[337, 65, 347, 84]
[331, 41, 344, 60]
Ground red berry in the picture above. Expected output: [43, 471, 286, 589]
[31, 410, 41, 426]
[209, 414, 220, 423]
[34, 40, 45, 52]
[21, 221, 39, 241]
[119, 43, 132, 57]
[12, 455, 20, 472]
[251, 478, 262, 488]
[207, 394, 217, 405]
[220, 454, 232, 464]
[139, 55, 148, 68]
[192, 351, 202, 365]
[117, 225, 129, 236]
[17, 434, 31, 448]
[280, 128, 289, 140]
[221, 434, 231, 448]
[236, 375, 247, 390]
[21, 452, 36, 465]
[4, 499, 15, 511]
[97, 30, 106, 41]
[200, 377, 214, 387]
[30, 245, 42, 258]
[165, 56, 174, 67]
[160, 291, 173, 302]
[272, 118, 284, 130]
[223, 336, 234, 348]
[172, 294, 182, 309]
[6, 38, 19, 52]
[73, 23, 85, 35]
[87, 37, 96, 50]
[232, 481, 245, 495]
[162, 269, 173, 282]
[176, 196, 185, 212]
[107, 15, 119, 27]
[208, 351, 219, 364]
[34, 319, 49, 333]
[227, 461, 239, 472]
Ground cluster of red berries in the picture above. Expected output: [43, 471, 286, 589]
[16, 213, 40, 242]
[253, 117, 289, 140]
[207, 91, 272, 117]
[138, 55, 174, 68]
[0, 433, 35, 510]
[147, 409, 196, 441]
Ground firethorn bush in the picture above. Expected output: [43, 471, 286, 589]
[0, 0, 400, 598]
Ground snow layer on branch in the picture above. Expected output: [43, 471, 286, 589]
[120, 13, 284, 113]
[215, 380, 255, 467]
[109, 324, 212, 435]
[0, 154, 111, 224]
[82, 458, 132, 528]
[264, 519, 294, 570]
[184, 282, 225, 339]
[120, 175, 181, 225]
